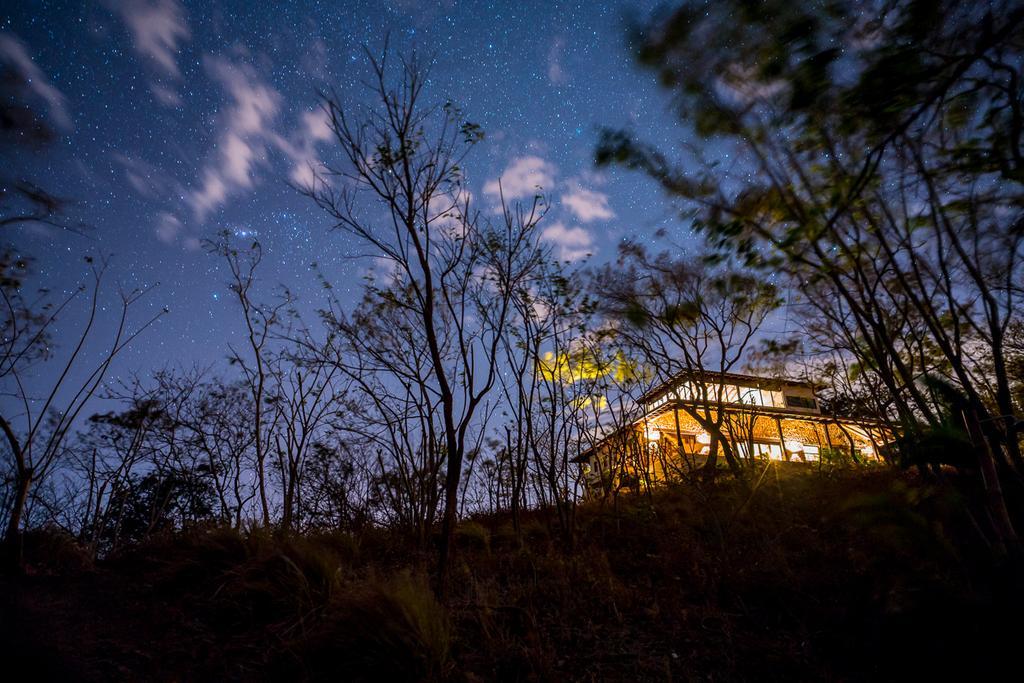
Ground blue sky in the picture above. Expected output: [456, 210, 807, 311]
[4, 0, 705, 390]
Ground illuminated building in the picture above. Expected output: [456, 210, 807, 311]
[574, 371, 893, 492]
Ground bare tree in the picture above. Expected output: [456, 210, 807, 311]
[315, 281, 449, 545]
[506, 263, 611, 544]
[266, 347, 341, 532]
[207, 235, 290, 527]
[183, 377, 259, 528]
[0, 258, 164, 564]
[303, 49, 546, 584]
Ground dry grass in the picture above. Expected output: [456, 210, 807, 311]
[4, 464, 1019, 681]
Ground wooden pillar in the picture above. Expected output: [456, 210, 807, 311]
[864, 426, 882, 462]
[775, 417, 790, 462]
[673, 403, 685, 471]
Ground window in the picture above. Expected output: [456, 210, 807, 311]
[674, 381, 695, 400]
[785, 395, 817, 410]
[737, 443, 785, 460]
[737, 387, 762, 405]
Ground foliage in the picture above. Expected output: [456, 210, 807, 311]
[597, 0, 1024, 549]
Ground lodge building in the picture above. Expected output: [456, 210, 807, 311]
[575, 371, 893, 492]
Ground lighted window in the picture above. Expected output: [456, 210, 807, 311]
[754, 443, 783, 459]
[738, 387, 763, 405]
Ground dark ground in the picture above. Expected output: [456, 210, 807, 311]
[2, 466, 1021, 681]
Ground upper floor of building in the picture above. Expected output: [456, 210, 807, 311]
[641, 371, 821, 416]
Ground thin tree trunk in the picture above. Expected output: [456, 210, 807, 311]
[963, 408, 1020, 560]
[4, 468, 31, 562]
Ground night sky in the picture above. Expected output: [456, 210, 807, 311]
[4, 0, 701, 390]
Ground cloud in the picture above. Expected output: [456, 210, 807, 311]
[484, 155, 556, 200]
[155, 211, 183, 244]
[274, 108, 333, 189]
[183, 56, 333, 223]
[113, 152, 184, 200]
[108, 0, 190, 78]
[186, 56, 281, 221]
[540, 221, 594, 262]
[0, 32, 72, 130]
[561, 182, 614, 222]
[547, 37, 566, 85]
[427, 187, 473, 238]
[150, 82, 182, 107]
[154, 210, 201, 251]
[364, 254, 405, 286]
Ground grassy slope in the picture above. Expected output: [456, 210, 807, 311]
[1, 465, 1018, 681]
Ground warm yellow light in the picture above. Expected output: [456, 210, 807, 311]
[784, 440, 804, 453]
[695, 431, 711, 445]
[646, 428, 661, 442]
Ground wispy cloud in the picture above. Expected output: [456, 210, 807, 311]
[107, 0, 190, 105]
[153, 211, 201, 250]
[273, 108, 333, 189]
[108, 0, 190, 78]
[0, 32, 72, 130]
[186, 56, 282, 221]
[484, 155, 556, 200]
[540, 221, 594, 262]
[113, 152, 184, 200]
[178, 52, 336, 228]
[547, 37, 567, 85]
[155, 210, 183, 244]
[561, 182, 614, 222]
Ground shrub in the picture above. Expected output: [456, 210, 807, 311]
[490, 521, 520, 550]
[520, 518, 550, 546]
[302, 571, 451, 681]
[455, 520, 490, 554]
[818, 446, 855, 474]
[20, 526, 92, 575]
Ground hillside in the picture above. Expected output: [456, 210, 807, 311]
[1, 465, 1019, 681]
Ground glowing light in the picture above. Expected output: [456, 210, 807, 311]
[784, 440, 804, 453]
[535, 349, 644, 384]
[695, 431, 711, 445]
[646, 428, 661, 442]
